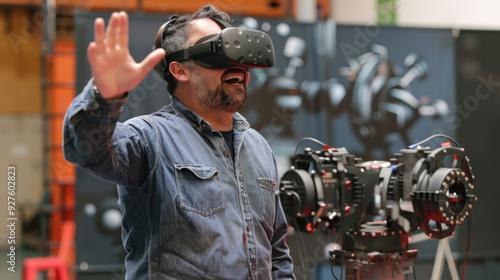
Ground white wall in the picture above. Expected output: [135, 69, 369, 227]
[332, 0, 500, 30]
[331, 0, 378, 25]
[398, 0, 500, 30]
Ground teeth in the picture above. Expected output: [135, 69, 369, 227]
[224, 75, 243, 82]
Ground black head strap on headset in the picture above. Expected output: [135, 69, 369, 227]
[154, 16, 275, 82]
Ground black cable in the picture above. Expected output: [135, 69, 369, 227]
[328, 234, 343, 280]
[294, 137, 328, 155]
[461, 208, 473, 280]
[408, 134, 461, 149]
[286, 189, 307, 279]
[330, 261, 339, 280]
[286, 191, 302, 214]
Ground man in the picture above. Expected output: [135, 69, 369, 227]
[63, 5, 295, 280]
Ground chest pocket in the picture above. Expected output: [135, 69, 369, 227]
[257, 178, 277, 226]
[175, 164, 226, 216]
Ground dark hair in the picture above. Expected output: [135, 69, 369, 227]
[153, 5, 232, 95]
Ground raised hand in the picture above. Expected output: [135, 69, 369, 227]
[87, 11, 166, 99]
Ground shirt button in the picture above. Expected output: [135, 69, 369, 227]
[247, 225, 251, 232]
[224, 151, 230, 157]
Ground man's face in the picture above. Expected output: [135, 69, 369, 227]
[187, 18, 250, 113]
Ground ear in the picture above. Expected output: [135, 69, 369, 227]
[168, 62, 189, 83]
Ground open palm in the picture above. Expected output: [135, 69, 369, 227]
[87, 11, 165, 99]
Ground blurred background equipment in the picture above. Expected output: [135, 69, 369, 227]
[339, 45, 449, 158]
[243, 35, 308, 137]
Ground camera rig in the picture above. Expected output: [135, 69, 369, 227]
[279, 135, 477, 279]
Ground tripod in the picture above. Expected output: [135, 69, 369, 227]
[410, 233, 459, 280]
[330, 230, 417, 280]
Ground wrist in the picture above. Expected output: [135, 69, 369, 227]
[93, 83, 128, 101]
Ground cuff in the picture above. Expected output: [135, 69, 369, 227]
[92, 81, 129, 113]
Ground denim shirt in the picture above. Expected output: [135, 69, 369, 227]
[63, 80, 295, 280]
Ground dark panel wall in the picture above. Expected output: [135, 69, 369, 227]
[456, 30, 500, 256]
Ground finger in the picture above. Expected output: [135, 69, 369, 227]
[87, 42, 98, 67]
[117, 11, 129, 49]
[139, 48, 166, 75]
[94, 17, 105, 54]
[105, 12, 118, 47]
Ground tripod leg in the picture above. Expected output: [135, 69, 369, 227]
[442, 238, 460, 280]
[431, 239, 446, 280]
[431, 237, 460, 280]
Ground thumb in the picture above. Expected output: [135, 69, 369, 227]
[139, 48, 166, 74]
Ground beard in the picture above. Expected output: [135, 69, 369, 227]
[191, 67, 247, 113]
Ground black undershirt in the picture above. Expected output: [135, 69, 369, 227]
[220, 130, 234, 160]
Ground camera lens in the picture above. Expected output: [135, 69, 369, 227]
[446, 180, 466, 215]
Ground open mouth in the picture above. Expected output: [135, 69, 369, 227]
[222, 69, 246, 87]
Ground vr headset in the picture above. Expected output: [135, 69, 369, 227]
[154, 17, 275, 82]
